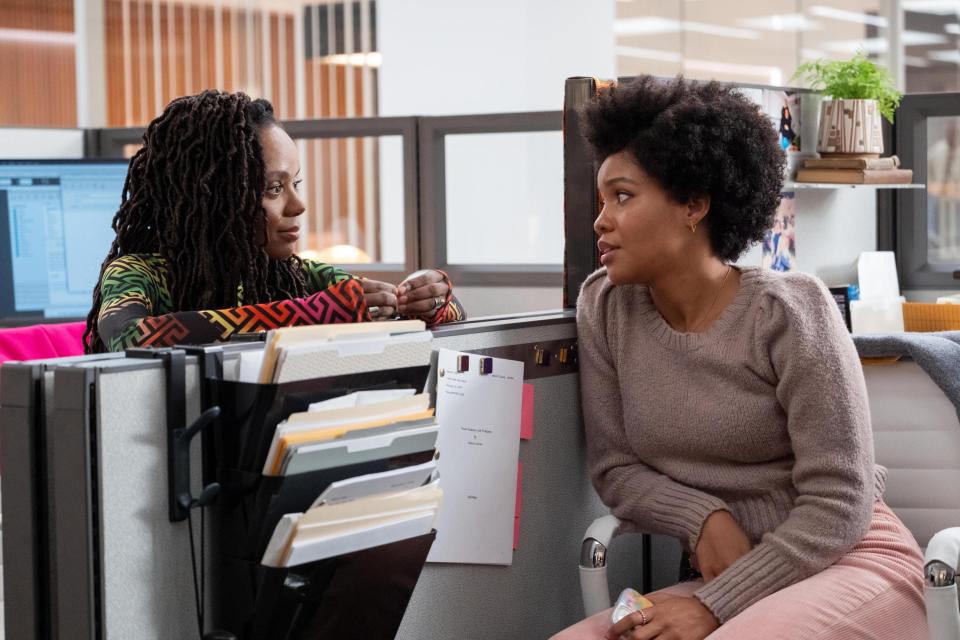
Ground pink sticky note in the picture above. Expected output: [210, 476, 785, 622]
[520, 383, 535, 440]
[514, 462, 523, 549]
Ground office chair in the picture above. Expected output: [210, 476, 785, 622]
[578, 360, 960, 638]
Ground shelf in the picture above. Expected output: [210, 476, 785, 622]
[784, 182, 926, 191]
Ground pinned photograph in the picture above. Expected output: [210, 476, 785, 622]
[762, 192, 796, 272]
[741, 89, 803, 153]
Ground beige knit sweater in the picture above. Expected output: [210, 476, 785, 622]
[577, 265, 885, 623]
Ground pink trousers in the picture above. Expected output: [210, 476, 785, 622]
[551, 501, 928, 640]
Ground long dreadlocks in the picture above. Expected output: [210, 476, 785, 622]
[84, 91, 309, 353]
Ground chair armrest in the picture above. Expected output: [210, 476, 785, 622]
[580, 515, 621, 617]
[580, 515, 621, 569]
[926, 527, 960, 586]
[924, 527, 960, 639]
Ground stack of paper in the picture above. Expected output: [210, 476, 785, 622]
[257, 390, 443, 568]
[261, 479, 442, 567]
[427, 349, 524, 566]
[262, 392, 437, 476]
[256, 320, 431, 384]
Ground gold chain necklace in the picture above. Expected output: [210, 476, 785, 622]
[688, 264, 732, 333]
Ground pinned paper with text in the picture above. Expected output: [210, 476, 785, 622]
[427, 349, 524, 565]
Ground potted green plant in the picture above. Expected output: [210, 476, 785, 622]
[792, 51, 902, 157]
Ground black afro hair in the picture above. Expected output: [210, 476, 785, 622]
[581, 75, 785, 262]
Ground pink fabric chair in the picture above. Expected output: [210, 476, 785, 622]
[0, 321, 86, 365]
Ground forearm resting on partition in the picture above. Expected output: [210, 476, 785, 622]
[98, 279, 367, 351]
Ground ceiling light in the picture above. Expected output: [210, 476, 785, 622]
[801, 48, 827, 59]
[903, 1, 960, 15]
[928, 49, 960, 63]
[823, 30, 948, 53]
[739, 13, 821, 31]
[822, 37, 889, 54]
[322, 52, 382, 67]
[808, 6, 889, 28]
[903, 30, 950, 44]
[614, 17, 683, 35]
[683, 59, 783, 85]
[615, 17, 760, 40]
[0, 28, 75, 46]
[615, 45, 683, 63]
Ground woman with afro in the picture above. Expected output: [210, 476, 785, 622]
[552, 76, 926, 639]
[85, 90, 464, 353]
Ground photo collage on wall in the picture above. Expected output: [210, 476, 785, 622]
[762, 191, 796, 272]
[738, 87, 803, 272]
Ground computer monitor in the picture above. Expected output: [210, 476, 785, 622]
[0, 159, 129, 324]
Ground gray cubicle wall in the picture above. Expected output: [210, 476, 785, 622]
[4, 314, 663, 639]
[2, 354, 205, 640]
[0, 361, 47, 640]
[400, 314, 631, 639]
[0, 353, 123, 640]
[53, 357, 205, 640]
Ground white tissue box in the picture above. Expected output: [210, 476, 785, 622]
[850, 297, 905, 334]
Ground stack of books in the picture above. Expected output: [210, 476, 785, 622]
[795, 155, 913, 185]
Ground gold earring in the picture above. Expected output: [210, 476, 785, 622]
[689, 222, 697, 233]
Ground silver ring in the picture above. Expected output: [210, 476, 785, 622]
[368, 305, 380, 316]
[433, 296, 444, 310]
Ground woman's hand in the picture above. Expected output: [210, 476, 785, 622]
[607, 595, 718, 640]
[694, 510, 752, 582]
[397, 270, 450, 317]
[360, 278, 399, 321]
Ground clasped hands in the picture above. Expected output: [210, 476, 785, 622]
[361, 270, 449, 320]
[607, 510, 750, 640]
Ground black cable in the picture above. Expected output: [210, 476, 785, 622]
[187, 510, 204, 639]
[201, 506, 206, 634]
[283, 604, 305, 640]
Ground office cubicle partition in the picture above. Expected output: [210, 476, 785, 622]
[1, 313, 651, 640]
[90, 117, 423, 287]
[85, 111, 564, 291]
[0, 353, 123, 639]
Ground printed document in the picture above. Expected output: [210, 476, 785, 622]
[427, 349, 523, 565]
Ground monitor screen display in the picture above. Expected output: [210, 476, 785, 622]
[0, 159, 128, 322]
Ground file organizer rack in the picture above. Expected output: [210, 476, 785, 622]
[171, 345, 439, 639]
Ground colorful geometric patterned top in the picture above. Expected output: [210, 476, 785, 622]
[96, 254, 463, 352]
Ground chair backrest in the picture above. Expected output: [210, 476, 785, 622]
[863, 360, 960, 548]
[0, 322, 86, 365]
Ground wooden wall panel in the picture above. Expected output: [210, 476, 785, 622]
[105, 0, 124, 125]
[0, 0, 73, 30]
[0, 0, 76, 126]
[97, 0, 382, 260]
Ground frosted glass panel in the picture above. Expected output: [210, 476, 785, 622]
[927, 116, 960, 265]
[445, 131, 563, 265]
[298, 134, 404, 265]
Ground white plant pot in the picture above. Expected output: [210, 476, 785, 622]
[816, 98, 884, 156]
